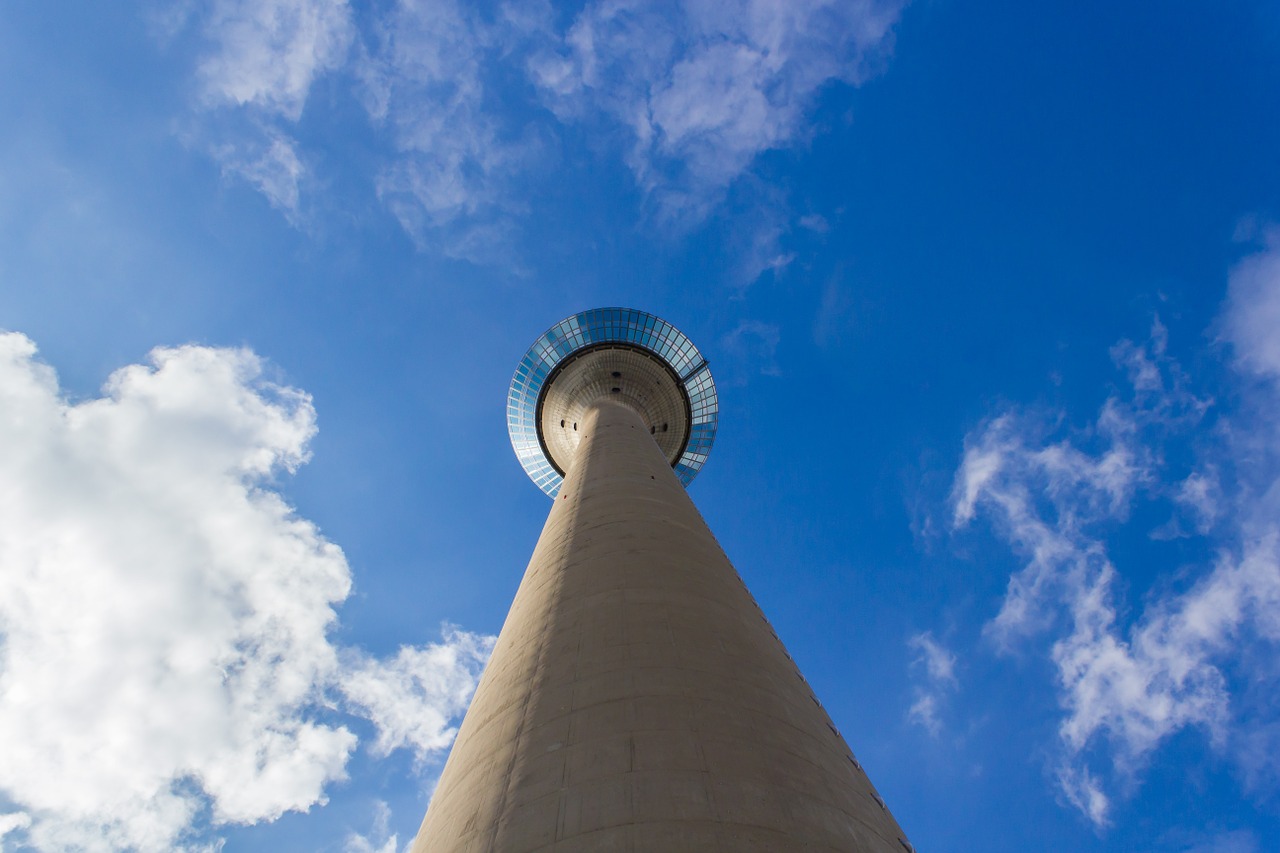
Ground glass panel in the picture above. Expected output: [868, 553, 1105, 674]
[509, 307, 716, 496]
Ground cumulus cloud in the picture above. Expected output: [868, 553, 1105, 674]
[950, 238, 1280, 826]
[0, 333, 491, 851]
[0, 813, 32, 842]
[907, 631, 957, 737]
[341, 628, 495, 759]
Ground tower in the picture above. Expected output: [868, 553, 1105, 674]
[411, 308, 912, 851]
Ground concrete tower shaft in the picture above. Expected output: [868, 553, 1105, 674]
[410, 399, 910, 851]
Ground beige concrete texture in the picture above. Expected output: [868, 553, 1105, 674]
[411, 399, 912, 852]
[539, 346, 690, 475]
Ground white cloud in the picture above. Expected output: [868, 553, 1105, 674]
[1057, 764, 1110, 827]
[343, 800, 400, 853]
[198, 0, 353, 120]
[0, 333, 492, 852]
[730, 196, 798, 286]
[721, 319, 782, 379]
[176, 0, 903, 252]
[813, 272, 852, 348]
[1174, 468, 1222, 535]
[175, 0, 543, 259]
[528, 0, 903, 224]
[952, 240, 1280, 826]
[0, 813, 32, 841]
[907, 631, 957, 737]
[909, 631, 957, 686]
[1224, 226, 1280, 381]
[358, 0, 537, 264]
[210, 125, 306, 214]
[952, 366, 1232, 821]
[341, 627, 495, 760]
[1175, 829, 1261, 853]
[798, 213, 830, 233]
[180, 0, 352, 216]
[907, 693, 942, 738]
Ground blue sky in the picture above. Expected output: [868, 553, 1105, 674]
[2, 0, 1279, 850]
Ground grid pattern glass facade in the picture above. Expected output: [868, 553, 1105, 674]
[508, 307, 719, 497]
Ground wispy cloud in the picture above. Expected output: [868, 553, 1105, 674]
[527, 0, 903, 226]
[1223, 226, 1280, 381]
[911, 631, 958, 685]
[1057, 764, 1111, 828]
[209, 124, 307, 214]
[197, 0, 354, 119]
[355, 0, 542, 265]
[950, 236, 1280, 826]
[179, 0, 544, 260]
[813, 267, 857, 348]
[0, 333, 492, 852]
[343, 800, 400, 853]
[907, 631, 958, 737]
[1167, 827, 1260, 853]
[170, 0, 903, 263]
[721, 319, 782, 379]
[728, 189, 798, 287]
[184, 0, 353, 217]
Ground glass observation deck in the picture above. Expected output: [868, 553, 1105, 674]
[507, 307, 719, 498]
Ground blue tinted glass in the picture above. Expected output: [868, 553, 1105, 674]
[510, 308, 716, 496]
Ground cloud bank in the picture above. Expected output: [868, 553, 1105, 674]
[0, 333, 491, 852]
[951, 235, 1280, 826]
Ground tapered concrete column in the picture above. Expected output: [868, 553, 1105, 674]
[411, 399, 909, 852]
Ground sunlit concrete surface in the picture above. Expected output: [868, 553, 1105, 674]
[411, 395, 911, 852]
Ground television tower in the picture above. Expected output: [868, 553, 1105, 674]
[411, 308, 912, 851]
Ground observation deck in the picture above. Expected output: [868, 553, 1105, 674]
[507, 307, 718, 497]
